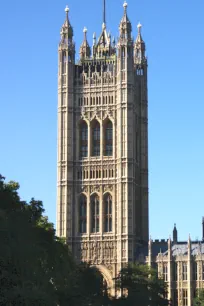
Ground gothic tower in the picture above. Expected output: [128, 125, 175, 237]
[57, 1, 148, 293]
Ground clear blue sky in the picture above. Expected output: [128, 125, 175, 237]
[0, 0, 204, 242]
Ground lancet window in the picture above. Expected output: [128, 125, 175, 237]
[104, 120, 113, 156]
[91, 120, 100, 156]
[91, 194, 100, 233]
[80, 121, 88, 158]
[79, 195, 87, 233]
[104, 194, 112, 232]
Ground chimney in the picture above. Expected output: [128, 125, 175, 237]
[173, 224, 178, 243]
[202, 217, 204, 241]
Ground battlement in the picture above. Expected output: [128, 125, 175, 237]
[153, 239, 168, 244]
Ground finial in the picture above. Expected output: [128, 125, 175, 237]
[83, 27, 87, 34]
[137, 22, 142, 33]
[65, 5, 69, 22]
[65, 5, 69, 13]
[123, 1, 128, 9]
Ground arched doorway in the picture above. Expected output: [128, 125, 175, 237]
[91, 264, 115, 297]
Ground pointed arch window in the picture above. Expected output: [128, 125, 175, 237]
[80, 121, 88, 158]
[91, 194, 100, 233]
[104, 194, 112, 232]
[79, 195, 87, 233]
[91, 120, 100, 156]
[104, 120, 113, 156]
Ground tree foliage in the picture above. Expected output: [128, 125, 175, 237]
[0, 174, 169, 306]
[193, 290, 204, 306]
[0, 175, 108, 305]
[114, 263, 169, 306]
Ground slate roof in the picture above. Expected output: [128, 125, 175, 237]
[135, 240, 204, 260]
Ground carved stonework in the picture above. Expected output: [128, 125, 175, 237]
[80, 107, 89, 120]
[90, 185, 100, 193]
[91, 107, 101, 121]
[80, 186, 88, 193]
[104, 185, 113, 192]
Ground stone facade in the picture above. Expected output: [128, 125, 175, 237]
[56, 1, 148, 293]
[143, 224, 204, 306]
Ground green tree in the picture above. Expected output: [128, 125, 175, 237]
[193, 289, 204, 306]
[0, 174, 111, 305]
[114, 263, 169, 306]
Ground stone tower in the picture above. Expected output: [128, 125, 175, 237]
[57, 1, 148, 293]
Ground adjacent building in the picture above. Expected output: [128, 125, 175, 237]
[141, 222, 204, 306]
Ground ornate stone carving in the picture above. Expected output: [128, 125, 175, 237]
[80, 107, 89, 120]
[104, 185, 113, 192]
[81, 186, 88, 193]
[90, 185, 100, 193]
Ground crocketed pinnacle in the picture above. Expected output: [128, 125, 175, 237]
[80, 27, 91, 59]
[61, 5, 73, 39]
[119, 1, 132, 37]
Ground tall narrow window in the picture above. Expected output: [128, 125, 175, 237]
[104, 120, 113, 156]
[193, 262, 197, 281]
[104, 194, 112, 232]
[79, 195, 87, 233]
[163, 264, 168, 282]
[183, 290, 188, 306]
[91, 194, 100, 233]
[202, 264, 204, 280]
[173, 262, 178, 281]
[80, 121, 88, 158]
[182, 263, 188, 281]
[92, 120, 100, 156]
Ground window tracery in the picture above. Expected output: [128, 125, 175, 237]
[80, 121, 88, 158]
[104, 193, 112, 232]
[104, 120, 113, 156]
[79, 195, 87, 233]
[91, 120, 100, 156]
[91, 194, 100, 233]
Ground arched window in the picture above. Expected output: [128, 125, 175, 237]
[91, 120, 100, 156]
[104, 120, 113, 156]
[91, 194, 100, 233]
[80, 121, 88, 158]
[104, 194, 112, 232]
[79, 195, 87, 233]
